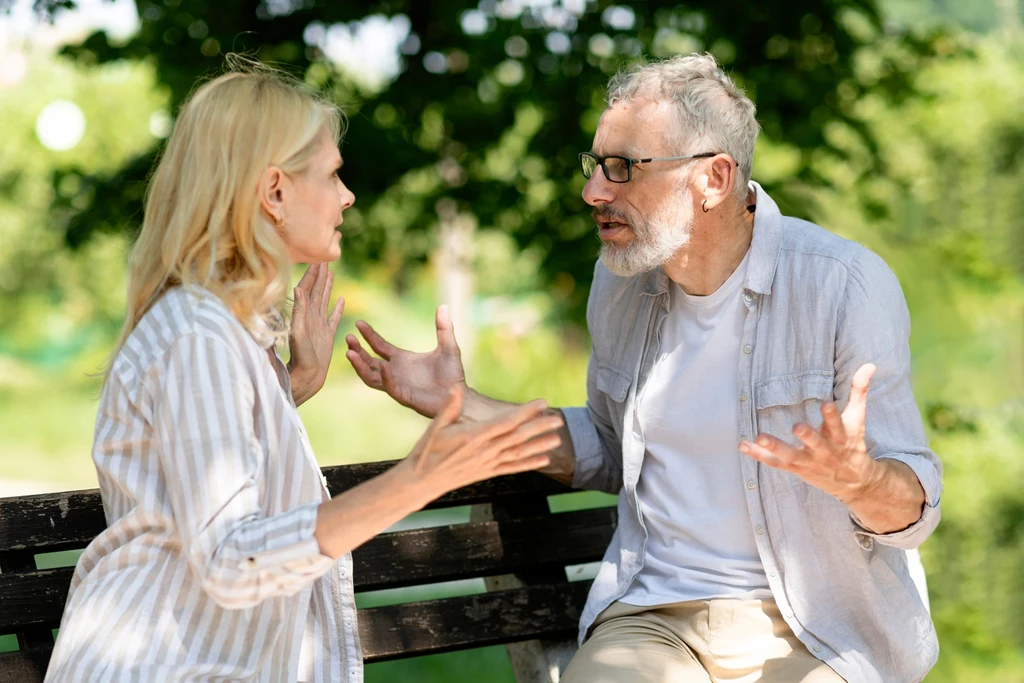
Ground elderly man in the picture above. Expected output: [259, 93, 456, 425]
[346, 53, 942, 683]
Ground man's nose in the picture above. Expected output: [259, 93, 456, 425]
[582, 168, 616, 207]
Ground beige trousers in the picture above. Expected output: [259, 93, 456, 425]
[561, 599, 845, 683]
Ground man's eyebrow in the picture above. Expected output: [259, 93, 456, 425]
[591, 147, 642, 158]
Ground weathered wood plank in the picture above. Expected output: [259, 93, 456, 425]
[0, 583, 591, 676]
[360, 582, 592, 662]
[353, 507, 615, 591]
[0, 509, 615, 632]
[0, 462, 571, 554]
[0, 650, 47, 683]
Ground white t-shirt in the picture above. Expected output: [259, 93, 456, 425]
[620, 251, 771, 606]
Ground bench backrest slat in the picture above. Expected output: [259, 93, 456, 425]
[0, 465, 572, 554]
[0, 508, 615, 632]
[360, 581, 592, 662]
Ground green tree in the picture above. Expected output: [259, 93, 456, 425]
[6, 0, 943, 320]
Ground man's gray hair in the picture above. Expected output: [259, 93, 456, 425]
[606, 53, 760, 197]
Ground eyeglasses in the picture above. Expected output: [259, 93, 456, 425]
[579, 151, 719, 183]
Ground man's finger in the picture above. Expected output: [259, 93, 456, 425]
[820, 402, 845, 442]
[346, 336, 379, 369]
[842, 363, 875, 433]
[356, 321, 397, 361]
[739, 433, 801, 469]
[345, 349, 382, 389]
[436, 304, 461, 352]
[792, 422, 830, 457]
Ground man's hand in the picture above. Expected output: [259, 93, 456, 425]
[739, 364, 884, 505]
[739, 363, 925, 533]
[288, 263, 344, 407]
[345, 304, 466, 419]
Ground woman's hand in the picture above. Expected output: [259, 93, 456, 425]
[313, 385, 563, 559]
[405, 386, 563, 494]
[345, 305, 466, 419]
[288, 263, 344, 407]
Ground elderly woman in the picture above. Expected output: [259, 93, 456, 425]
[44, 58, 562, 682]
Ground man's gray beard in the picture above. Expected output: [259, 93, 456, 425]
[599, 216, 692, 278]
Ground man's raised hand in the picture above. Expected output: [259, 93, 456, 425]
[345, 304, 467, 419]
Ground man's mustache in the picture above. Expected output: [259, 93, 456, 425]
[592, 209, 631, 224]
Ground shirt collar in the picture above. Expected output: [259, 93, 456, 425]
[640, 180, 783, 298]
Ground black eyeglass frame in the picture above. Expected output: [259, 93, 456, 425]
[578, 151, 720, 183]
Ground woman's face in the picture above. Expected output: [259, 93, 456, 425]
[267, 128, 355, 264]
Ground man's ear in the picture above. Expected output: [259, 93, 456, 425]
[698, 155, 738, 212]
[259, 166, 287, 225]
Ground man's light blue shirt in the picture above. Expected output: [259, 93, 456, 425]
[563, 183, 943, 683]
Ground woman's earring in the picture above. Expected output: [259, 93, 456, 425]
[273, 215, 284, 229]
[702, 200, 710, 213]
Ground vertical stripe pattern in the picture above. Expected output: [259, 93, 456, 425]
[46, 286, 362, 682]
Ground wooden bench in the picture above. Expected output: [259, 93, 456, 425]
[0, 461, 617, 682]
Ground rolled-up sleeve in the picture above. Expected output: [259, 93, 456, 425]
[835, 250, 943, 549]
[153, 332, 334, 609]
[565, 343, 624, 494]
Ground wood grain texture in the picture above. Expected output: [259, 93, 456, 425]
[0, 462, 571, 554]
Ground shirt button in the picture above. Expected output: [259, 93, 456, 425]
[768, 569, 778, 577]
[743, 344, 753, 354]
[756, 525, 765, 535]
[785, 610, 794, 618]
[739, 392, 748, 402]
[746, 480, 756, 490]
[812, 644, 822, 653]
[743, 292, 753, 303]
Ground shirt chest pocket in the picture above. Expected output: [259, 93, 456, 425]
[597, 363, 632, 403]
[754, 371, 834, 492]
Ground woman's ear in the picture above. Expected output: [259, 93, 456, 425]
[259, 166, 287, 226]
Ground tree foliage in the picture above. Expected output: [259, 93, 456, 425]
[9, 0, 943, 319]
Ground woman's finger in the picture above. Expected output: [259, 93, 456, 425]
[310, 263, 328, 314]
[489, 415, 564, 453]
[320, 270, 334, 317]
[291, 288, 305, 333]
[296, 263, 316, 294]
[328, 297, 344, 334]
[497, 432, 562, 462]
[463, 400, 550, 450]
[418, 386, 464, 453]
[494, 453, 552, 477]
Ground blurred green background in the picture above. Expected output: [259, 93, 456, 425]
[0, 0, 1022, 680]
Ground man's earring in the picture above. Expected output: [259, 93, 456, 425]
[702, 200, 710, 213]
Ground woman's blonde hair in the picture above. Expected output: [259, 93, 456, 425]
[108, 55, 343, 376]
